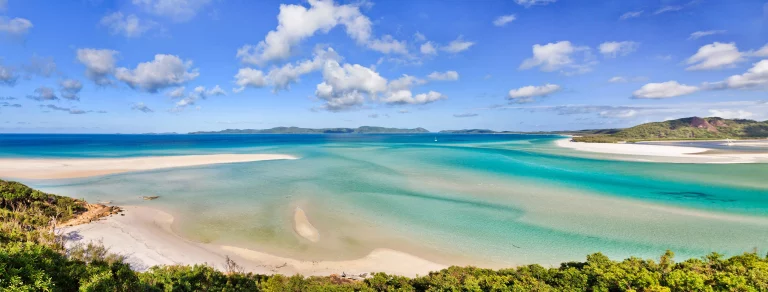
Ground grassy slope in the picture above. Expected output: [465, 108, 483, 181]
[573, 117, 768, 143]
[2, 179, 768, 291]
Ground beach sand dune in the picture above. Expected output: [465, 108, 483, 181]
[294, 207, 320, 243]
[61, 206, 445, 277]
[0, 154, 298, 179]
[555, 138, 768, 163]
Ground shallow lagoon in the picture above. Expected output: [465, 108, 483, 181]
[3, 134, 767, 266]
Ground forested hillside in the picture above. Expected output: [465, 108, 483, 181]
[574, 117, 768, 143]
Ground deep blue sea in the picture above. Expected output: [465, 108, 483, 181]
[2, 133, 767, 266]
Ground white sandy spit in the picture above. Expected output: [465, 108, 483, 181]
[293, 207, 320, 243]
[61, 206, 445, 277]
[555, 138, 768, 163]
[0, 154, 298, 179]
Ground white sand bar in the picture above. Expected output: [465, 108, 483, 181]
[61, 206, 445, 277]
[555, 138, 768, 163]
[293, 207, 320, 243]
[0, 154, 298, 179]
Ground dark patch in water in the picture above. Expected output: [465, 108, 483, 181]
[656, 191, 736, 203]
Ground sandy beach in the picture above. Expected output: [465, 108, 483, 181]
[61, 206, 445, 277]
[555, 138, 768, 163]
[0, 154, 298, 179]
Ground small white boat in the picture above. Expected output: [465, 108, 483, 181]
[434, 137, 438, 142]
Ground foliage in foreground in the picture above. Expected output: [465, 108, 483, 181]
[2, 178, 768, 291]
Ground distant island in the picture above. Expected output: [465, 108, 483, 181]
[573, 117, 768, 143]
[189, 126, 430, 134]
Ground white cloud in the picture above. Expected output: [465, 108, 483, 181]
[131, 102, 154, 113]
[686, 42, 744, 71]
[608, 76, 627, 83]
[688, 30, 726, 40]
[76, 48, 119, 85]
[172, 85, 224, 111]
[599, 109, 637, 119]
[708, 109, 753, 119]
[233, 68, 266, 93]
[23, 55, 57, 78]
[507, 84, 561, 103]
[427, 71, 459, 81]
[655, 5, 683, 15]
[753, 44, 768, 57]
[115, 54, 199, 93]
[167, 86, 186, 98]
[632, 81, 699, 99]
[59, 79, 83, 101]
[514, 0, 556, 7]
[388, 75, 426, 91]
[441, 36, 474, 53]
[599, 41, 639, 58]
[619, 10, 643, 20]
[315, 59, 387, 111]
[0, 17, 32, 36]
[420, 42, 437, 55]
[27, 86, 58, 101]
[132, 0, 212, 22]
[414, 32, 426, 42]
[100, 12, 157, 38]
[0, 64, 18, 86]
[266, 46, 339, 91]
[520, 41, 593, 74]
[493, 14, 516, 27]
[719, 60, 768, 89]
[236, 0, 406, 66]
[206, 85, 226, 96]
[382, 90, 445, 105]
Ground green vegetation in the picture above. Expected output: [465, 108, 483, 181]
[573, 117, 768, 143]
[189, 126, 431, 134]
[3, 179, 768, 291]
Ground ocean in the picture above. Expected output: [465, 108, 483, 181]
[2, 133, 767, 267]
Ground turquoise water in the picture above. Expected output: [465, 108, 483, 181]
[2, 134, 767, 266]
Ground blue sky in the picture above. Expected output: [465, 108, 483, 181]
[1, 0, 767, 133]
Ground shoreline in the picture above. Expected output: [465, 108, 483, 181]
[0, 154, 298, 180]
[554, 138, 768, 163]
[61, 205, 446, 277]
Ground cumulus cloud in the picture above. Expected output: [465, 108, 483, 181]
[115, 54, 199, 93]
[716, 60, 768, 89]
[599, 41, 639, 58]
[441, 36, 474, 53]
[514, 0, 556, 7]
[172, 85, 226, 111]
[76, 48, 119, 85]
[688, 30, 726, 40]
[453, 113, 478, 118]
[0, 64, 17, 86]
[315, 59, 387, 111]
[131, 102, 154, 113]
[708, 109, 753, 119]
[236, 0, 407, 66]
[27, 86, 58, 101]
[233, 68, 266, 93]
[100, 12, 157, 38]
[420, 42, 437, 55]
[427, 71, 459, 81]
[167, 86, 186, 98]
[507, 84, 561, 103]
[632, 81, 699, 99]
[59, 79, 83, 101]
[493, 14, 516, 27]
[520, 41, 594, 74]
[686, 42, 744, 71]
[382, 90, 445, 105]
[754, 44, 768, 57]
[619, 10, 643, 20]
[0, 17, 32, 36]
[132, 0, 212, 22]
[414, 32, 426, 42]
[265, 46, 339, 91]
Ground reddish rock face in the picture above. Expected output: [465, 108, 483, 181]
[711, 119, 728, 127]
[690, 117, 718, 132]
